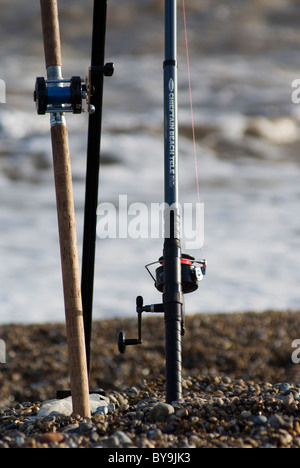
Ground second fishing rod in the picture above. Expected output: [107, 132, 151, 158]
[118, 0, 183, 403]
[162, 0, 183, 403]
[118, 0, 206, 404]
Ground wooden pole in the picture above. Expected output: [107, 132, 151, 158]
[40, 0, 90, 418]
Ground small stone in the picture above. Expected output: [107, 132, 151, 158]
[279, 430, 293, 446]
[241, 410, 252, 419]
[78, 420, 93, 435]
[8, 431, 26, 447]
[105, 430, 133, 447]
[90, 431, 100, 443]
[182, 379, 192, 388]
[115, 431, 133, 444]
[253, 415, 267, 425]
[127, 387, 139, 395]
[108, 395, 118, 405]
[93, 413, 105, 424]
[283, 393, 294, 406]
[175, 408, 188, 418]
[268, 414, 285, 428]
[25, 438, 38, 448]
[115, 394, 128, 406]
[148, 403, 175, 422]
[278, 383, 291, 393]
[39, 433, 64, 444]
[62, 423, 80, 433]
[294, 437, 300, 448]
[147, 428, 162, 440]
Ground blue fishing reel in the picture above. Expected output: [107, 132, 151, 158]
[34, 64, 114, 115]
[34, 76, 85, 114]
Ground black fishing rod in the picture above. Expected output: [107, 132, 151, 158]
[118, 0, 206, 403]
[81, 0, 113, 375]
[162, 0, 183, 403]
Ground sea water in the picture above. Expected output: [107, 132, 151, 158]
[1, 0, 300, 323]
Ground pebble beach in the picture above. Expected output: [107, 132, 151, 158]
[1, 310, 300, 448]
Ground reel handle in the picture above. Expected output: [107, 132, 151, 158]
[118, 332, 141, 354]
[118, 296, 144, 353]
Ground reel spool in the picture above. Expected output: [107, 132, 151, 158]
[148, 254, 207, 294]
[34, 76, 85, 115]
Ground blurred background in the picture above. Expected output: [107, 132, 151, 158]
[1, 0, 300, 324]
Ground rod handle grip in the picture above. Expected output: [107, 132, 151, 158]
[51, 124, 91, 418]
[40, 0, 62, 68]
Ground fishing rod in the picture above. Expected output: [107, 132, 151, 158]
[81, 0, 113, 376]
[34, 0, 91, 417]
[34, 0, 113, 407]
[118, 0, 206, 403]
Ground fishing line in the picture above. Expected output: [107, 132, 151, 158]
[182, 0, 204, 256]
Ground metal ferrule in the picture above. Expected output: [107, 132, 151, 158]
[46, 65, 66, 127]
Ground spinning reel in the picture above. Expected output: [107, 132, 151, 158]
[118, 255, 206, 353]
